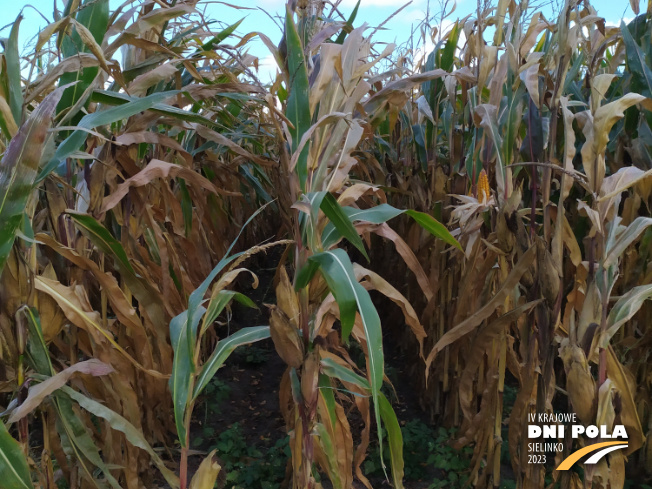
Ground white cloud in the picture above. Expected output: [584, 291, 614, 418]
[605, 16, 633, 27]
[256, 54, 279, 83]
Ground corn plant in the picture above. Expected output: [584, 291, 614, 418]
[168, 206, 291, 489]
[263, 3, 462, 488]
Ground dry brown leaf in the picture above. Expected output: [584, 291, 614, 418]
[36, 233, 147, 336]
[69, 18, 112, 75]
[370, 223, 434, 302]
[193, 124, 276, 167]
[520, 63, 540, 108]
[520, 13, 551, 57]
[128, 62, 181, 97]
[0, 95, 18, 137]
[337, 184, 386, 207]
[189, 450, 221, 489]
[364, 69, 447, 113]
[269, 306, 304, 369]
[9, 359, 114, 422]
[102, 158, 240, 212]
[606, 347, 644, 454]
[425, 245, 537, 381]
[459, 300, 541, 423]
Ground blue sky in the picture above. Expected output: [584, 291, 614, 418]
[1, 0, 637, 83]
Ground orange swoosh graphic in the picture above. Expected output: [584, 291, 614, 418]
[556, 441, 628, 471]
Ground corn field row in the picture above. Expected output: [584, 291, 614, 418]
[0, 0, 651, 488]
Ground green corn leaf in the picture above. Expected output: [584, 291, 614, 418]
[0, 420, 33, 489]
[334, 0, 360, 44]
[178, 179, 193, 237]
[66, 212, 134, 273]
[404, 210, 462, 251]
[55, 393, 122, 489]
[66, 212, 167, 332]
[503, 85, 526, 169]
[6, 14, 23, 125]
[21, 306, 54, 375]
[192, 326, 270, 399]
[201, 290, 256, 336]
[605, 217, 652, 268]
[58, 0, 110, 121]
[319, 374, 337, 426]
[321, 204, 461, 251]
[295, 249, 386, 468]
[621, 20, 652, 98]
[314, 422, 343, 489]
[378, 392, 404, 489]
[320, 357, 370, 392]
[289, 368, 302, 404]
[170, 307, 205, 447]
[603, 284, 652, 346]
[322, 204, 403, 247]
[172, 205, 271, 444]
[440, 21, 461, 72]
[295, 258, 320, 287]
[319, 192, 368, 260]
[61, 386, 180, 489]
[90, 90, 218, 129]
[199, 18, 243, 52]
[38, 90, 181, 182]
[285, 7, 311, 190]
[295, 250, 354, 341]
[186, 203, 271, 348]
[412, 123, 428, 172]
[0, 86, 63, 275]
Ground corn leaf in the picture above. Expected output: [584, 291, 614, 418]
[6, 15, 23, 124]
[334, 0, 360, 44]
[170, 307, 205, 446]
[285, 8, 311, 190]
[295, 249, 386, 466]
[60, 386, 181, 489]
[38, 90, 180, 182]
[201, 290, 256, 336]
[193, 326, 271, 399]
[321, 204, 461, 251]
[379, 392, 404, 489]
[603, 284, 652, 345]
[66, 212, 133, 273]
[8, 360, 113, 423]
[0, 86, 63, 275]
[58, 0, 110, 121]
[199, 18, 243, 52]
[314, 422, 343, 489]
[0, 420, 33, 489]
[320, 357, 370, 392]
[621, 20, 652, 97]
[20, 308, 121, 489]
[605, 217, 652, 268]
[189, 450, 221, 489]
[319, 192, 369, 260]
